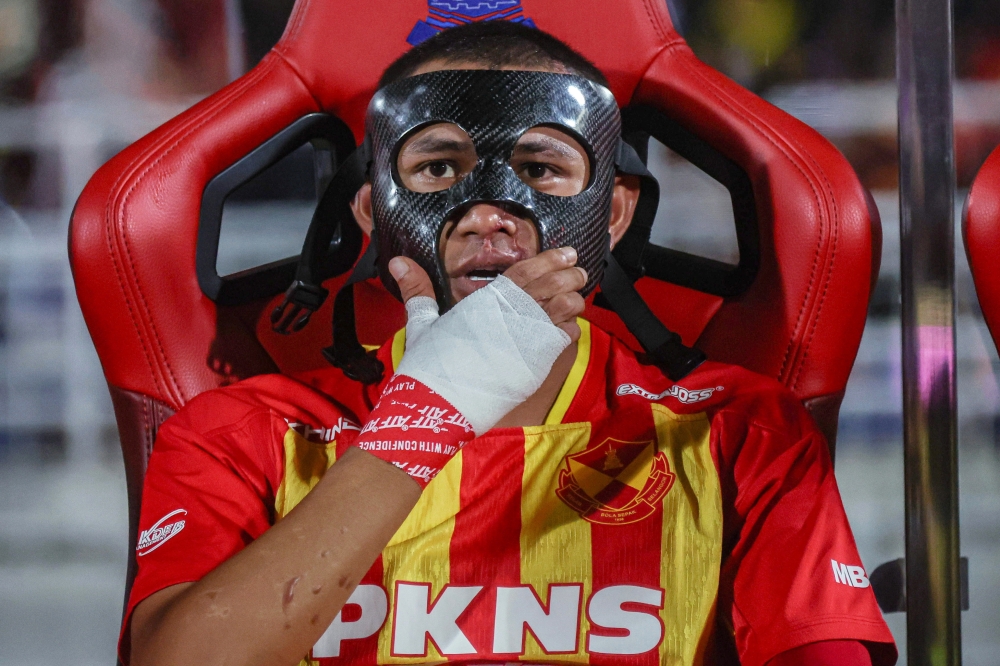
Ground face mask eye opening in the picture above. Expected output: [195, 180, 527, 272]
[508, 124, 595, 197]
[393, 122, 478, 194]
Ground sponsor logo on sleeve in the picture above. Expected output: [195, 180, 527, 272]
[136, 509, 187, 556]
[831, 559, 870, 588]
[616, 383, 722, 405]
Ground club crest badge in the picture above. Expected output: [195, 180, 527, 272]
[557, 438, 675, 525]
[408, 1, 536, 46]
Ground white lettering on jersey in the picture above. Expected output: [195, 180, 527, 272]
[136, 509, 187, 556]
[285, 417, 361, 443]
[616, 383, 721, 405]
[492, 584, 582, 654]
[313, 585, 388, 657]
[392, 583, 482, 656]
[831, 559, 870, 588]
[586, 585, 664, 655]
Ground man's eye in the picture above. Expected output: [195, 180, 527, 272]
[425, 162, 455, 178]
[523, 163, 550, 179]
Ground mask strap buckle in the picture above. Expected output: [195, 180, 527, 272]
[271, 138, 370, 334]
[270, 280, 330, 334]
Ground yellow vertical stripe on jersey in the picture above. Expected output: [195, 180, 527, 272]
[377, 452, 463, 664]
[274, 428, 338, 520]
[650, 404, 723, 666]
[544, 319, 591, 426]
[391, 327, 406, 371]
[520, 422, 594, 661]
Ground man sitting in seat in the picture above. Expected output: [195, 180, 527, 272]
[123, 21, 896, 666]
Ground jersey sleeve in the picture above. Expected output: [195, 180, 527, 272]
[712, 399, 897, 666]
[118, 400, 283, 663]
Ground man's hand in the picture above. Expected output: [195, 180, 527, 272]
[388, 249, 575, 436]
[388, 246, 587, 341]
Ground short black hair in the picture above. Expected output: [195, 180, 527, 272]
[378, 21, 609, 89]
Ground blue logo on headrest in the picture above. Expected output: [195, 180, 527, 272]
[408, 0, 536, 46]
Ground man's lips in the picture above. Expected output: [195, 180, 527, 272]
[451, 249, 525, 283]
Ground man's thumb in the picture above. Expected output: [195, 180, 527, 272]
[389, 256, 436, 303]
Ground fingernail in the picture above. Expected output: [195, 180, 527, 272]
[560, 247, 577, 262]
[577, 267, 588, 282]
[388, 257, 409, 280]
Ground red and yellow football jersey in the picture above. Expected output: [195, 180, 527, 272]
[124, 320, 895, 666]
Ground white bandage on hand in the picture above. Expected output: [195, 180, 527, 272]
[396, 275, 572, 435]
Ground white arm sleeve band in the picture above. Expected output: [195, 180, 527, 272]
[395, 275, 572, 435]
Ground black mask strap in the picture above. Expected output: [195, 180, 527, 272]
[321, 241, 385, 384]
[599, 251, 705, 380]
[599, 140, 706, 381]
[612, 140, 659, 278]
[270, 139, 371, 334]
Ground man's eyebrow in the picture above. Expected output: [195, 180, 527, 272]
[402, 135, 474, 155]
[511, 136, 581, 160]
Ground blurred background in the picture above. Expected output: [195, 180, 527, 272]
[1, 0, 999, 663]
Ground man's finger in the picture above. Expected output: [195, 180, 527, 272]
[502, 247, 577, 288]
[521, 267, 588, 304]
[389, 256, 435, 303]
[543, 292, 586, 328]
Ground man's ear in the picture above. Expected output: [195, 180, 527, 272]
[609, 174, 641, 249]
[351, 182, 374, 237]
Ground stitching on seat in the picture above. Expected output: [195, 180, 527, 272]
[631, 39, 687, 105]
[109, 57, 283, 408]
[280, 0, 311, 47]
[761, 106, 840, 391]
[787, 140, 840, 392]
[104, 166, 159, 401]
[140, 394, 152, 462]
[641, 0, 668, 42]
[273, 49, 324, 110]
[665, 52, 829, 386]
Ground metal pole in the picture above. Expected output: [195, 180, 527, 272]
[896, 0, 962, 663]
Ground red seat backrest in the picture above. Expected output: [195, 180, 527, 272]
[964, 145, 1000, 347]
[68, 0, 880, 617]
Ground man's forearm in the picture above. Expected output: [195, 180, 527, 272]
[131, 447, 420, 666]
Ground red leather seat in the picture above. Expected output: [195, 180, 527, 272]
[965, 145, 1000, 348]
[68, 0, 880, 619]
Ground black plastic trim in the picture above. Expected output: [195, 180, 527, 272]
[197, 113, 357, 306]
[621, 105, 760, 297]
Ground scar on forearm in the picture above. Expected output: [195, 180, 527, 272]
[283, 576, 301, 612]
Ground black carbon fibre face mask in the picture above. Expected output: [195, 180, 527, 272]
[366, 69, 621, 307]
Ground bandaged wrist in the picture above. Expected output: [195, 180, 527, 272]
[396, 275, 571, 434]
[352, 375, 475, 488]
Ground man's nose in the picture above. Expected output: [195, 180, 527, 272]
[452, 203, 521, 239]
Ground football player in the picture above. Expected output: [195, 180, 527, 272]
[124, 21, 896, 666]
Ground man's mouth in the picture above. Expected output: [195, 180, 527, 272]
[466, 268, 503, 283]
